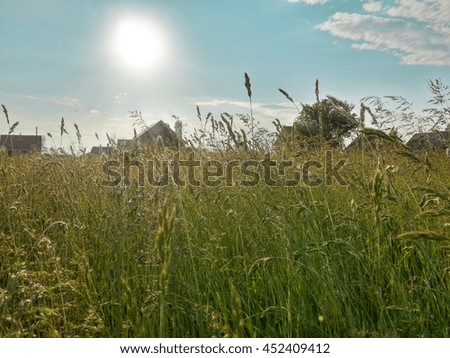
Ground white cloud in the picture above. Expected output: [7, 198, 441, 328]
[13, 94, 82, 107]
[195, 99, 294, 112]
[363, 1, 383, 13]
[317, 1, 450, 66]
[387, 0, 450, 35]
[287, 0, 327, 4]
[194, 98, 298, 128]
[195, 99, 264, 110]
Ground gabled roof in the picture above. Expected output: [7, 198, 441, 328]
[346, 129, 407, 151]
[90, 146, 113, 155]
[117, 139, 132, 148]
[136, 120, 175, 137]
[346, 134, 385, 150]
[406, 131, 449, 149]
[115, 121, 181, 149]
[135, 120, 178, 146]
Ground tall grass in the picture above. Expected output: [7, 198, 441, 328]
[0, 146, 448, 337]
[0, 78, 449, 337]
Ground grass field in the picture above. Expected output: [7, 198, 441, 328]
[0, 139, 449, 337]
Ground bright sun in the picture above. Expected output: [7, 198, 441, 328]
[113, 18, 165, 71]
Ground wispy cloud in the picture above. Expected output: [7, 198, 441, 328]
[195, 99, 294, 112]
[290, 0, 450, 66]
[194, 98, 299, 128]
[2, 93, 82, 107]
[195, 99, 253, 109]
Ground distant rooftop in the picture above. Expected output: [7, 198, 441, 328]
[0, 134, 43, 154]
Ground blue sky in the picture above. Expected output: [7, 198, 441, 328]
[1, 0, 449, 149]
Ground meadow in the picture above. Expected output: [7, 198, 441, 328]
[0, 139, 449, 337]
[1, 76, 450, 337]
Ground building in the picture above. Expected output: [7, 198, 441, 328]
[0, 134, 43, 154]
[134, 120, 179, 146]
[346, 134, 385, 151]
[406, 130, 449, 151]
[118, 120, 181, 148]
[90, 121, 181, 154]
[90, 146, 113, 155]
[346, 128, 404, 151]
[117, 139, 132, 148]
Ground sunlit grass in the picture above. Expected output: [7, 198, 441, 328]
[0, 146, 449, 337]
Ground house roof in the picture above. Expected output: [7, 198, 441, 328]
[136, 120, 176, 138]
[117, 139, 132, 147]
[113, 121, 180, 149]
[90, 146, 113, 155]
[135, 120, 178, 146]
[346, 134, 383, 150]
[406, 131, 449, 149]
[0, 134, 42, 153]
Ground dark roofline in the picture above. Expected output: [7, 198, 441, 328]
[0, 134, 43, 153]
[90, 146, 113, 155]
[0, 134, 43, 138]
[136, 120, 175, 140]
[408, 130, 449, 139]
[406, 130, 449, 149]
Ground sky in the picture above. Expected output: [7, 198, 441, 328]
[1, 0, 449, 150]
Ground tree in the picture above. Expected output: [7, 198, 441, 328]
[294, 96, 357, 147]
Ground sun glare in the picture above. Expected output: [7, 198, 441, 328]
[113, 17, 165, 71]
